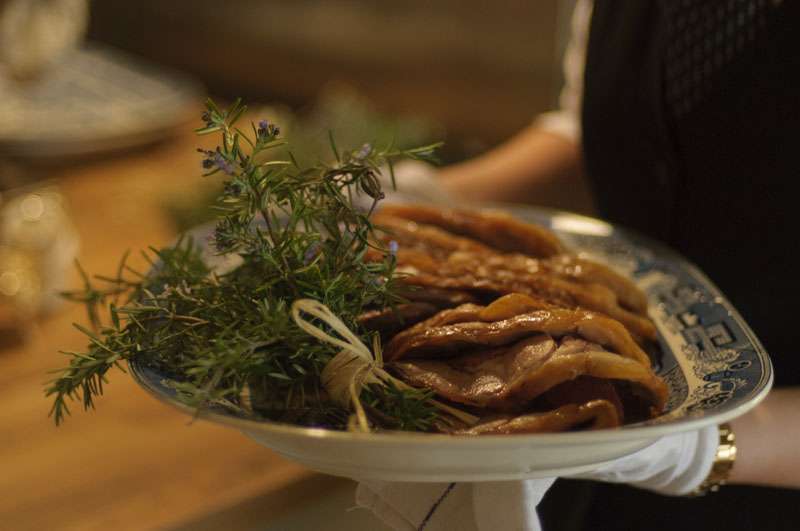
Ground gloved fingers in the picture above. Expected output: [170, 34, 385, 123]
[376, 159, 451, 203]
[570, 426, 719, 496]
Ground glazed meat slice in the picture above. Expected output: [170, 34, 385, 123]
[545, 376, 624, 421]
[377, 204, 564, 257]
[401, 270, 657, 342]
[384, 302, 653, 368]
[377, 246, 648, 317]
[357, 302, 439, 339]
[399, 285, 479, 308]
[368, 239, 653, 339]
[443, 251, 649, 316]
[396, 294, 555, 339]
[394, 303, 484, 333]
[391, 334, 667, 412]
[373, 214, 493, 258]
[540, 254, 648, 314]
[370, 212, 649, 316]
[452, 400, 620, 434]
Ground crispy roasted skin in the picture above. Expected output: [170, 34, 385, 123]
[391, 334, 667, 412]
[452, 399, 620, 435]
[384, 301, 653, 367]
[377, 204, 564, 257]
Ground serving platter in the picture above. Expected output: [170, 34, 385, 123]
[129, 203, 772, 482]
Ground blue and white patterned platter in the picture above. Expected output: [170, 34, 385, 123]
[130, 204, 772, 482]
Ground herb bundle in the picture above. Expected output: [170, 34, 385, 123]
[46, 99, 443, 430]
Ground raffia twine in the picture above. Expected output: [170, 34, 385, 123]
[291, 298, 478, 432]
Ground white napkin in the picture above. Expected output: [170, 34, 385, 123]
[356, 478, 555, 531]
[356, 426, 718, 531]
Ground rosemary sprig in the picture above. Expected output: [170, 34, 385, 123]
[362, 381, 439, 432]
[46, 98, 443, 429]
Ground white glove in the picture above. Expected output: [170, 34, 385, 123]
[355, 426, 718, 531]
[376, 159, 452, 204]
[575, 425, 719, 496]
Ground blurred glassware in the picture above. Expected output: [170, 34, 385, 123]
[0, 0, 88, 81]
[1, 1, 201, 162]
[0, 184, 79, 341]
[0, 44, 203, 161]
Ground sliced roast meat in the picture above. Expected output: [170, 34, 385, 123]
[541, 254, 648, 314]
[387, 248, 647, 317]
[393, 303, 484, 336]
[373, 214, 492, 257]
[384, 302, 653, 368]
[370, 213, 648, 317]
[395, 294, 555, 338]
[391, 334, 667, 412]
[443, 251, 649, 315]
[398, 285, 479, 308]
[401, 270, 657, 342]
[357, 302, 439, 339]
[452, 399, 620, 434]
[377, 204, 564, 257]
[545, 376, 624, 422]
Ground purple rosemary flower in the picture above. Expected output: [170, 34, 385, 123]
[303, 242, 321, 265]
[388, 240, 399, 255]
[198, 148, 233, 174]
[213, 152, 234, 175]
[355, 143, 372, 161]
[257, 120, 280, 139]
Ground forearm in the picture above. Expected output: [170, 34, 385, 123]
[438, 124, 593, 213]
[728, 387, 800, 489]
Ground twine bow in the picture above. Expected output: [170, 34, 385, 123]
[291, 298, 478, 432]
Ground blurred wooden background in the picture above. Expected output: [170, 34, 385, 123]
[89, 0, 569, 151]
[1, 2, 574, 529]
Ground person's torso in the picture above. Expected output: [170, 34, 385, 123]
[552, 3, 800, 529]
[581, 0, 800, 387]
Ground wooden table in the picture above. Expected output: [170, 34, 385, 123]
[0, 131, 336, 530]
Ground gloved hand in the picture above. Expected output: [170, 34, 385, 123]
[374, 159, 452, 204]
[355, 426, 719, 531]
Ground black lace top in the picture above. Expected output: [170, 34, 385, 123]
[540, 2, 800, 529]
